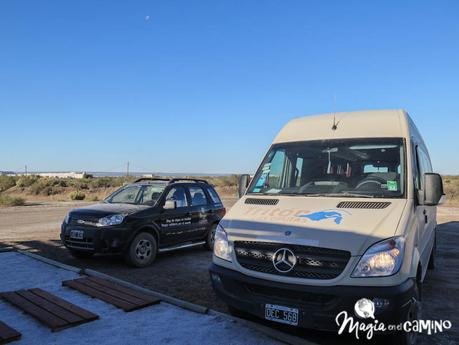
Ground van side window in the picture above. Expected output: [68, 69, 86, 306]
[416, 147, 433, 189]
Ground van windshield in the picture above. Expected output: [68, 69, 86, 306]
[248, 138, 405, 198]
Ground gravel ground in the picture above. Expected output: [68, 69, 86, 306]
[1, 200, 458, 344]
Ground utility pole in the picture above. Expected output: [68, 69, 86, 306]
[126, 162, 130, 176]
[25, 165, 28, 176]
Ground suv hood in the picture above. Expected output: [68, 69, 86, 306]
[69, 203, 149, 218]
[222, 196, 408, 256]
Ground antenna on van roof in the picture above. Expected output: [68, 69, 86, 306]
[331, 94, 338, 131]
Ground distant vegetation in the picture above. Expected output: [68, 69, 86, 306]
[0, 174, 238, 206]
[0, 174, 456, 207]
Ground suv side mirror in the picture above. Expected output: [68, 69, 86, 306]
[238, 174, 251, 198]
[419, 173, 444, 206]
[164, 200, 177, 210]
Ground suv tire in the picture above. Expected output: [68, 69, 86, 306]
[205, 224, 217, 251]
[125, 232, 157, 267]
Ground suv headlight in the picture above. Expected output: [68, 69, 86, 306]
[213, 224, 232, 262]
[352, 237, 405, 277]
[97, 214, 125, 227]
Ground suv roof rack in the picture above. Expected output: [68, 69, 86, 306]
[168, 178, 208, 184]
[132, 177, 209, 185]
[133, 178, 171, 183]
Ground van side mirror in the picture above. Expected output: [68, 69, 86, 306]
[164, 200, 177, 210]
[238, 174, 251, 198]
[419, 173, 444, 206]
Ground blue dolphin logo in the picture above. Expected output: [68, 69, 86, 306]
[297, 211, 344, 224]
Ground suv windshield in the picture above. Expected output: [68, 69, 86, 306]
[248, 138, 405, 198]
[106, 183, 166, 205]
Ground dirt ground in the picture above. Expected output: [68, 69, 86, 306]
[0, 200, 458, 344]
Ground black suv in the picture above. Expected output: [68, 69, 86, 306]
[61, 178, 226, 267]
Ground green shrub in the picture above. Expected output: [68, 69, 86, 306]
[0, 176, 16, 192]
[16, 175, 39, 187]
[0, 193, 25, 207]
[69, 191, 86, 200]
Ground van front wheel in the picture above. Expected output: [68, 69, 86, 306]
[391, 281, 422, 345]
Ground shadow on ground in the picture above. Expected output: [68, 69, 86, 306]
[7, 222, 459, 345]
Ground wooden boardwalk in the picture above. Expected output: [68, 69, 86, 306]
[62, 276, 160, 312]
[0, 288, 98, 332]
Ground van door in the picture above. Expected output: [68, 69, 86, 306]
[414, 146, 436, 270]
[158, 186, 192, 246]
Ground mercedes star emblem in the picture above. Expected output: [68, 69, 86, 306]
[272, 248, 297, 273]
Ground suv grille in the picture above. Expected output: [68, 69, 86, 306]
[244, 198, 279, 205]
[337, 201, 391, 209]
[69, 214, 100, 226]
[234, 241, 350, 280]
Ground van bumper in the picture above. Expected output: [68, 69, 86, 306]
[209, 264, 415, 331]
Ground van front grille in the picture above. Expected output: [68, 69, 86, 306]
[244, 198, 279, 205]
[337, 201, 391, 209]
[234, 241, 350, 280]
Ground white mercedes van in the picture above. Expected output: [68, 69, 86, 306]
[210, 110, 444, 341]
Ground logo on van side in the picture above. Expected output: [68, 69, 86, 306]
[296, 209, 350, 224]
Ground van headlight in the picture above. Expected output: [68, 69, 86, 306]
[97, 214, 125, 227]
[352, 237, 405, 277]
[64, 213, 71, 224]
[214, 224, 232, 262]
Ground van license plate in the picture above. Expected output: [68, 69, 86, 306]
[265, 304, 299, 326]
[70, 230, 84, 240]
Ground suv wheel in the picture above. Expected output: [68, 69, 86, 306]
[205, 224, 217, 251]
[125, 232, 157, 267]
[69, 249, 94, 259]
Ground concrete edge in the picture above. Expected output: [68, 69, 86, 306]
[0, 247, 14, 252]
[15, 251, 316, 345]
[209, 310, 314, 345]
[83, 268, 209, 315]
[18, 250, 83, 273]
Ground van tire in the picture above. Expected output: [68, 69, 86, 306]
[69, 249, 94, 259]
[204, 224, 217, 251]
[391, 281, 422, 345]
[125, 232, 157, 267]
[428, 234, 436, 270]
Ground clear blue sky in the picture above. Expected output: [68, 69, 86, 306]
[1, 0, 458, 174]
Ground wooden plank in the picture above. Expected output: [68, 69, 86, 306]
[74, 278, 148, 305]
[63, 280, 138, 311]
[0, 321, 21, 344]
[86, 276, 160, 304]
[16, 290, 82, 324]
[0, 292, 68, 331]
[29, 288, 98, 321]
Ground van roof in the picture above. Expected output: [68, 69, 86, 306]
[273, 109, 412, 144]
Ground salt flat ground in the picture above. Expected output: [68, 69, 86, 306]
[0, 201, 458, 344]
[0, 251, 281, 345]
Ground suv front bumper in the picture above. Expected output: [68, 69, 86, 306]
[209, 263, 415, 331]
[61, 223, 133, 253]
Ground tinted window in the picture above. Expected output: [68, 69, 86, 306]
[189, 186, 208, 206]
[207, 187, 222, 204]
[165, 187, 188, 208]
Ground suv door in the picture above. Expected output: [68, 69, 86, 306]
[186, 185, 213, 241]
[157, 186, 192, 247]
